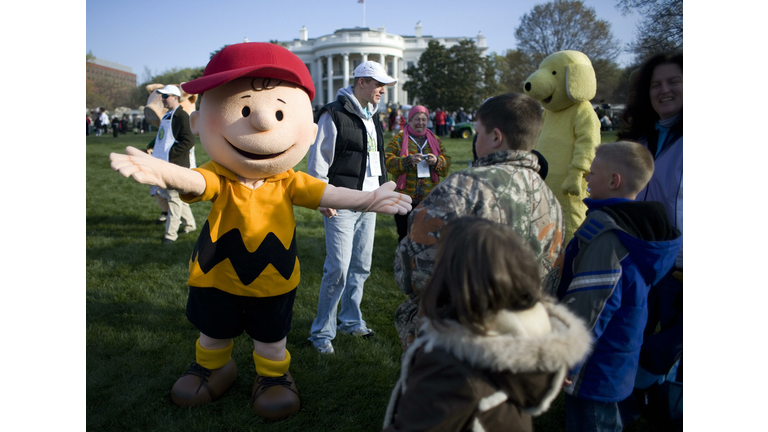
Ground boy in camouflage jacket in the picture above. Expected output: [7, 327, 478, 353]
[394, 93, 565, 350]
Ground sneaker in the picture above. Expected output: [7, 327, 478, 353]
[162, 238, 175, 244]
[156, 212, 168, 224]
[349, 327, 375, 339]
[315, 342, 334, 354]
[180, 224, 196, 234]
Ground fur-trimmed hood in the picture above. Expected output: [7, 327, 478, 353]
[385, 299, 592, 427]
[418, 301, 591, 376]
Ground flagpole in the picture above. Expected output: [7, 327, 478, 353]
[363, 1, 366, 27]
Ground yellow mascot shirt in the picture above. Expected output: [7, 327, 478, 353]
[182, 161, 327, 297]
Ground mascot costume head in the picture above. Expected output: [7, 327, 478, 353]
[524, 50, 601, 244]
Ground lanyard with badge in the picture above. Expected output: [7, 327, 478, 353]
[365, 110, 382, 177]
[410, 136, 431, 178]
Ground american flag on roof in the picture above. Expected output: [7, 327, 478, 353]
[358, 0, 364, 3]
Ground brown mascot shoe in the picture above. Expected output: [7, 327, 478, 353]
[251, 370, 300, 420]
[171, 359, 237, 407]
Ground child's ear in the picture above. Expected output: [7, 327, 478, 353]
[492, 127, 504, 148]
[189, 111, 200, 136]
[610, 172, 622, 190]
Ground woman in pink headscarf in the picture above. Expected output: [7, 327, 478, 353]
[385, 106, 452, 242]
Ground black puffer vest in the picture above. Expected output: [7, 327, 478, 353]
[320, 97, 387, 190]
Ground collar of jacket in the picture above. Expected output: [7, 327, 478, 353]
[474, 150, 539, 171]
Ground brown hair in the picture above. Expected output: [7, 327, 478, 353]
[475, 93, 543, 151]
[352, 76, 376, 88]
[421, 217, 541, 335]
[595, 141, 655, 194]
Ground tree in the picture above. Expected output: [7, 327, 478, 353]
[515, 0, 621, 64]
[591, 59, 622, 103]
[617, 0, 683, 62]
[404, 39, 488, 112]
[494, 49, 538, 94]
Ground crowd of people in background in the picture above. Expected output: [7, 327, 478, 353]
[384, 105, 474, 137]
[87, 109, 152, 136]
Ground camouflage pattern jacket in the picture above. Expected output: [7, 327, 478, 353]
[393, 150, 565, 349]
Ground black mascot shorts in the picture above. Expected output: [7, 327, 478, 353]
[186, 286, 296, 343]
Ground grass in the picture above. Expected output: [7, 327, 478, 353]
[87, 129, 651, 431]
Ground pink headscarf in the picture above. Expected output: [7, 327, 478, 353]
[397, 106, 441, 189]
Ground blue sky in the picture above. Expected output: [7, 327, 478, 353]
[86, 0, 643, 80]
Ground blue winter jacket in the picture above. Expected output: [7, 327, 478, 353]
[557, 197, 681, 402]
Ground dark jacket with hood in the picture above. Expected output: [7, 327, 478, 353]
[557, 197, 682, 402]
[319, 89, 387, 190]
[383, 301, 591, 432]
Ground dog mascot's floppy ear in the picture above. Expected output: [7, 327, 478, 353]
[566, 63, 597, 103]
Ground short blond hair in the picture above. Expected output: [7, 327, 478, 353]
[595, 141, 655, 194]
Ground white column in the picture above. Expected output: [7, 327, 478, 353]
[362, 53, 368, 62]
[380, 54, 388, 107]
[315, 57, 324, 107]
[326, 54, 334, 104]
[392, 56, 399, 104]
[343, 52, 350, 88]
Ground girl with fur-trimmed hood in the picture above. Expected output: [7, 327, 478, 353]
[383, 217, 591, 432]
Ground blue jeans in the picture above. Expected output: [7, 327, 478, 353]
[565, 393, 623, 432]
[308, 209, 376, 347]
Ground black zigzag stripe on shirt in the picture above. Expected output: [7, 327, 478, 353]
[191, 221, 297, 284]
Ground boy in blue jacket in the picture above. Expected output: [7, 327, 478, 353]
[557, 141, 681, 431]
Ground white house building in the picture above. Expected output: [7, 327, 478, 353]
[277, 22, 488, 110]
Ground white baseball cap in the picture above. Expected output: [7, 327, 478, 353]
[353, 61, 396, 85]
[156, 85, 181, 97]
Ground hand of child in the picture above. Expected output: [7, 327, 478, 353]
[366, 181, 413, 215]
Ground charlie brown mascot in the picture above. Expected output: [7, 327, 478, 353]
[110, 43, 411, 420]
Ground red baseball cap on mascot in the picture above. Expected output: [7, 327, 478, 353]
[182, 42, 315, 100]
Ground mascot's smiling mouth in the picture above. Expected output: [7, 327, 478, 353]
[229, 140, 288, 160]
[543, 96, 553, 104]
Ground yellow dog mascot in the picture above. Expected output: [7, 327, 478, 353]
[524, 50, 600, 243]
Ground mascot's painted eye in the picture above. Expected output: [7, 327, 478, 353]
[242, 106, 251, 117]
[552, 71, 557, 75]
[276, 110, 284, 121]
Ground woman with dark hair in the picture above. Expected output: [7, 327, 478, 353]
[619, 52, 683, 332]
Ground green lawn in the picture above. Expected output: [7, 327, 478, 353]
[87, 129, 649, 431]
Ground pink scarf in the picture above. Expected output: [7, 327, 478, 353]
[397, 107, 441, 189]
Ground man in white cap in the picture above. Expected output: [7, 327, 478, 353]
[147, 85, 196, 243]
[307, 61, 396, 354]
